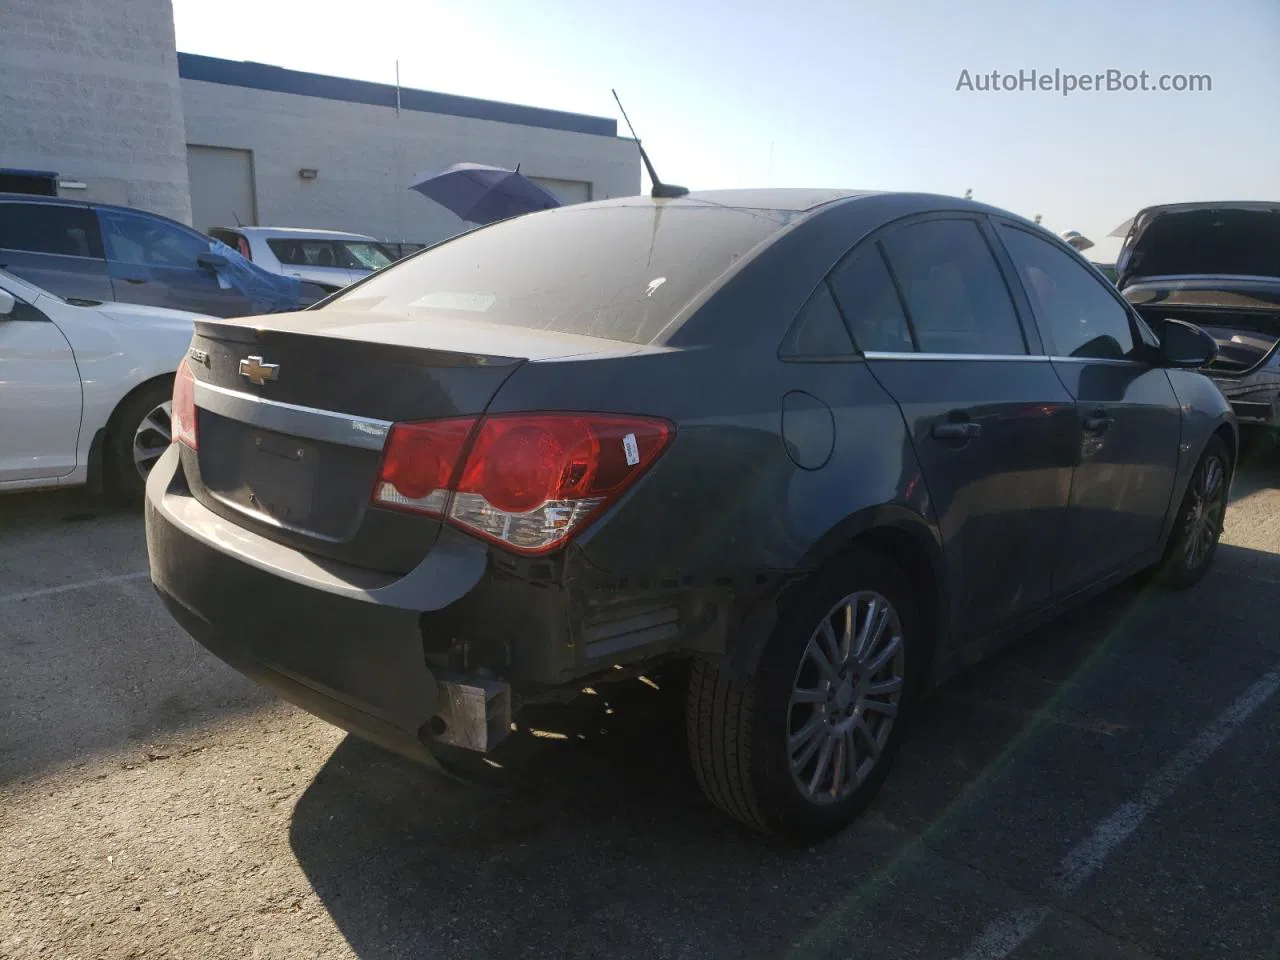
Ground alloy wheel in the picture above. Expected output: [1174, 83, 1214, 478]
[1184, 454, 1226, 570]
[787, 591, 906, 805]
[133, 401, 173, 480]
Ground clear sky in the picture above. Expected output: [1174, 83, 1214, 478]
[172, 0, 1278, 262]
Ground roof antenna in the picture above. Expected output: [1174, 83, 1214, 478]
[612, 89, 689, 200]
[232, 210, 244, 227]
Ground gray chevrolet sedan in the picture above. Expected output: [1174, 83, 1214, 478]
[145, 189, 1235, 840]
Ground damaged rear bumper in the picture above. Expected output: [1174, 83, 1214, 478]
[144, 446, 738, 764]
[145, 446, 506, 765]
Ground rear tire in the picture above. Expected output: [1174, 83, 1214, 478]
[107, 379, 174, 502]
[687, 547, 919, 841]
[1156, 435, 1230, 589]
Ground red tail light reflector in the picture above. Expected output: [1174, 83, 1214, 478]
[172, 359, 198, 450]
[373, 413, 672, 555]
[372, 418, 476, 515]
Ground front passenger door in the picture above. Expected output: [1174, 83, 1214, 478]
[995, 223, 1181, 592]
[96, 207, 251, 317]
[0, 286, 82, 482]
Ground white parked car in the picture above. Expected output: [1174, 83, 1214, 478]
[207, 227, 398, 294]
[0, 269, 201, 498]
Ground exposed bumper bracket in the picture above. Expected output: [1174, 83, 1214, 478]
[429, 674, 512, 752]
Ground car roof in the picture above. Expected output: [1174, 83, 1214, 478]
[0, 192, 200, 229]
[222, 226, 378, 241]
[594, 188, 881, 213]
[570, 190, 1044, 230]
[0, 191, 94, 210]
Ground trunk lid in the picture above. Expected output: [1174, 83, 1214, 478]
[1115, 201, 1280, 289]
[183, 310, 643, 573]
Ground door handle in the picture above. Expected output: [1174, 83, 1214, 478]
[1082, 413, 1115, 433]
[932, 420, 982, 440]
[120, 276, 148, 285]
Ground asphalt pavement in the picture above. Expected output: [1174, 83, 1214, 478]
[2, 445, 1278, 960]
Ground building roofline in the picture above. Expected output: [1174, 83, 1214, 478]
[177, 53, 619, 138]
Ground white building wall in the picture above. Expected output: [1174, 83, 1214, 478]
[0, 0, 192, 223]
[180, 79, 641, 244]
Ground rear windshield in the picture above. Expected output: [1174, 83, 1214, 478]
[325, 204, 796, 344]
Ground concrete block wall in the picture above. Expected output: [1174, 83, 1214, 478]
[180, 79, 641, 244]
[0, 0, 192, 223]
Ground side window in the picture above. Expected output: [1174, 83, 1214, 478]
[880, 219, 1027, 355]
[267, 239, 303, 265]
[0, 203, 102, 258]
[98, 209, 210, 268]
[828, 244, 914, 352]
[299, 241, 338, 267]
[779, 283, 856, 358]
[268, 239, 339, 267]
[998, 225, 1136, 360]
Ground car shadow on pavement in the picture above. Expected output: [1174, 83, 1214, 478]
[287, 539, 1280, 960]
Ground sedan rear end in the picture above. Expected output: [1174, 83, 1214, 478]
[146, 196, 798, 766]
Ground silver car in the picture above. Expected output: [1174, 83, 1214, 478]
[207, 226, 398, 295]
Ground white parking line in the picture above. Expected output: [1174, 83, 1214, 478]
[0, 571, 150, 605]
[955, 662, 1280, 960]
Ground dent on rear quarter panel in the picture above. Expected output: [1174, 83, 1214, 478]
[489, 342, 934, 677]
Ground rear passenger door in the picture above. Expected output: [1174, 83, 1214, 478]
[0, 201, 113, 302]
[830, 215, 1078, 643]
[994, 222, 1181, 591]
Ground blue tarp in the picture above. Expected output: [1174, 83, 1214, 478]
[208, 238, 303, 312]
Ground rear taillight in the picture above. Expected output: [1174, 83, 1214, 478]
[172, 360, 198, 450]
[373, 413, 672, 555]
[372, 418, 476, 515]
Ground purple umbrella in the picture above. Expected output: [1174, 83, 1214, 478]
[408, 162, 562, 225]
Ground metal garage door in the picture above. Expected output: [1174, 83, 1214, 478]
[186, 146, 257, 233]
[531, 177, 592, 206]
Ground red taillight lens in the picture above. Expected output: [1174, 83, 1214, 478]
[372, 418, 477, 514]
[372, 413, 672, 554]
[172, 360, 198, 450]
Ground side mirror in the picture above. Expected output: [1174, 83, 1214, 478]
[0, 289, 15, 318]
[196, 252, 229, 271]
[1157, 318, 1217, 369]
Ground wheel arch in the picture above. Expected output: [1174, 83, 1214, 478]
[731, 504, 949, 686]
[104, 372, 175, 446]
[1212, 419, 1237, 472]
[1157, 414, 1236, 556]
[99, 372, 176, 496]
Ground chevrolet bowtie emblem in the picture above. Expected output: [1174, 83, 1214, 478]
[238, 355, 279, 386]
